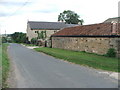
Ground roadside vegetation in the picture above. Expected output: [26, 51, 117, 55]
[11, 32, 27, 43]
[34, 47, 119, 72]
[2, 44, 10, 88]
[0, 44, 2, 88]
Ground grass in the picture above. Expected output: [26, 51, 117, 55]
[0, 45, 2, 88]
[2, 43, 9, 88]
[34, 47, 119, 72]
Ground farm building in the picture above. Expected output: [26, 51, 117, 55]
[26, 21, 78, 41]
[52, 22, 120, 57]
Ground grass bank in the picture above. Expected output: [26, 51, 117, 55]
[2, 44, 9, 88]
[34, 47, 119, 72]
[0, 45, 2, 88]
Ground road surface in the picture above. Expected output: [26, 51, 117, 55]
[8, 43, 118, 88]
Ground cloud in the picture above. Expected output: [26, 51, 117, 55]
[118, 1, 120, 17]
[0, 0, 119, 34]
[0, 2, 29, 6]
[0, 0, 32, 17]
[0, 12, 10, 17]
[0, 0, 59, 18]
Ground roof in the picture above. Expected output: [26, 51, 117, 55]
[104, 17, 120, 23]
[52, 23, 120, 37]
[28, 21, 78, 30]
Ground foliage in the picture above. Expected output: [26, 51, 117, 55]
[25, 37, 31, 44]
[2, 37, 7, 43]
[58, 10, 84, 24]
[11, 32, 26, 43]
[106, 48, 116, 57]
[34, 47, 118, 72]
[37, 31, 47, 40]
[0, 45, 1, 88]
[2, 44, 10, 88]
[31, 38, 38, 45]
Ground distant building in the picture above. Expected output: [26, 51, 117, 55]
[104, 17, 120, 23]
[26, 21, 78, 41]
[52, 20, 120, 57]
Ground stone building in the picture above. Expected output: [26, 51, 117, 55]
[26, 21, 78, 41]
[104, 17, 120, 23]
[51, 22, 120, 57]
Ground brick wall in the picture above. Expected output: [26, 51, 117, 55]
[52, 37, 120, 57]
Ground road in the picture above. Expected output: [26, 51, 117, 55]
[8, 43, 118, 88]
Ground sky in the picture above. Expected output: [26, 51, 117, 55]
[0, 0, 119, 34]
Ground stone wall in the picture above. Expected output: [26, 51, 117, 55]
[26, 24, 38, 41]
[26, 24, 60, 41]
[52, 37, 120, 57]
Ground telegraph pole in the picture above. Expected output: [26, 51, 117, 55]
[5, 30, 6, 37]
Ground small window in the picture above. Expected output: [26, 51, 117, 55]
[54, 31, 57, 33]
[35, 31, 38, 33]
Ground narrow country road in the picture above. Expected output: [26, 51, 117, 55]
[8, 43, 118, 88]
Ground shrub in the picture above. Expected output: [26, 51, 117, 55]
[31, 38, 38, 45]
[106, 48, 116, 57]
[2, 37, 7, 43]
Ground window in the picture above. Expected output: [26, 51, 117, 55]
[54, 31, 57, 33]
[35, 31, 38, 33]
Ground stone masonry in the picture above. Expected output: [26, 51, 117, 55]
[52, 37, 120, 57]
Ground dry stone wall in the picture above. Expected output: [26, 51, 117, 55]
[52, 37, 120, 57]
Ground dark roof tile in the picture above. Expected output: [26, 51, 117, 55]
[28, 21, 78, 30]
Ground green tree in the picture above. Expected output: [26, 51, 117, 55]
[11, 32, 26, 43]
[58, 10, 84, 25]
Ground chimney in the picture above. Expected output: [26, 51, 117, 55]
[111, 21, 118, 34]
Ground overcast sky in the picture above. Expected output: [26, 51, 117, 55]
[0, 0, 119, 34]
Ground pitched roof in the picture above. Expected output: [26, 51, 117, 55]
[52, 23, 120, 37]
[104, 17, 120, 23]
[28, 21, 78, 30]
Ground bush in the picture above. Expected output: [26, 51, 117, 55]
[106, 48, 116, 57]
[11, 32, 26, 43]
[2, 37, 7, 43]
[31, 38, 38, 45]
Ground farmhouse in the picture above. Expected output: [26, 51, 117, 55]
[26, 21, 78, 41]
[51, 21, 120, 57]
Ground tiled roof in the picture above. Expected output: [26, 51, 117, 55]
[28, 21, 78, 30]
[52, 23, 120, 37]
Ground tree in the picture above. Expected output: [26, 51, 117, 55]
[11, 32, 26, 43]
[58, 10, 84, 25]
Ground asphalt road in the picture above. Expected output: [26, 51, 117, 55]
[8, 43, 118, 88]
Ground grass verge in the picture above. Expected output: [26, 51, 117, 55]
[0, 45, 2, 88]
[2, 43, 9, 88]
[34, 47, 119, 72]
